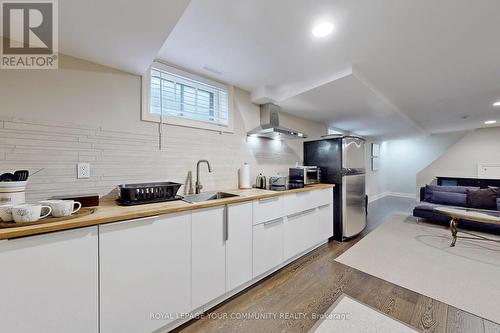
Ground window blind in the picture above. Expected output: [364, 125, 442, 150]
[150, 67, 229, 126]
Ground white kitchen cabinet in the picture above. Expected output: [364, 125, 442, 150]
[315, 203, 334, 244]
[226, 202, 253, 291]
[284, 187, 334, 217]
[253, 217, 284, 277]
[310, 187, 334, 207]
[253, 196, 284, 225]
[0, 227, 98, 333]
[192, 206, 226, 309]
[283, 190, 312, 215]
[284, 208, 317, 260]
[99, 213, 191, 333]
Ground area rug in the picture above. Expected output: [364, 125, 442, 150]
[309, 294, 418, 332]
[336, 214, 500, 324]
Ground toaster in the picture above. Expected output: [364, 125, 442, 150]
[289, 166, 320, 185]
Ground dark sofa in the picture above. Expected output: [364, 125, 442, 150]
[413, 185, 500, 234]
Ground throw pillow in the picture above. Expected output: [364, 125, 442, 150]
[424, 185, 479, 202]
[467, 188, 498, 210]
[430, 191, 467, 207]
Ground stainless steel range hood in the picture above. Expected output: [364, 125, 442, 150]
[247, 103, 308, 139]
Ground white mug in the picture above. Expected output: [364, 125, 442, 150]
[12, 204, 52, 223]
[0, 204, 14, 222]
[40, 200, 81, 217]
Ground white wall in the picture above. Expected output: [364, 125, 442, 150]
[417, 127, 500, 191]
[0, 55, 326, 201]
[366, 131, 466, 200]
[365, 141, 384, 200]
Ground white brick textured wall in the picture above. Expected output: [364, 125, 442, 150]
[0, 119, 308, 202]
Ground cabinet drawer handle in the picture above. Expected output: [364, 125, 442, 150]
[287, 208, 316, 219]
[263, 218, 283, 226]
[258, 196, 278, 203]
[108, 215, 159, 226]
[223, 206, 229, 241]
[318, 204, 330, 209]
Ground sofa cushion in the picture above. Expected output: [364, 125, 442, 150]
[467, 188, 499, 210]
[430, 191, 467, 207]
[424, 185, 479, 202]
[414, 202, 441, 212]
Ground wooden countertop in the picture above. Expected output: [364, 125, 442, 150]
[0, 184, 334, 240]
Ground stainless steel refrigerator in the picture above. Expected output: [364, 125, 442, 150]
[304, 136, 367, 241]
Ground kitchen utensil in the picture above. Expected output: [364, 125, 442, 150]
[39, 200, 81, 217]
[255, 173, 267, 189]
[0, 173, 14, 182]
[13, 170, 29, 181]
[239, 163, 251, 189]
[0, 204, 14, 222]
[12, 204, 52, 223]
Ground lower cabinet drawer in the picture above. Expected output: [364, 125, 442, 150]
[310, 187, 334, 207]
[283, 191, 312, 216]
[253, 218, 284, 277]
[284, 208, 317, 260]
[253, 196, 284, 225]
[315, 203, 334, 244]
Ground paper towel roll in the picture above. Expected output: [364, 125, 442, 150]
[239, 163, 251, 189]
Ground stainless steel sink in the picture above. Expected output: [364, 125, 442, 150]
[183, 191, 239, 203]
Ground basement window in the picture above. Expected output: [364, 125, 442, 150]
[142, 62, 233, 132]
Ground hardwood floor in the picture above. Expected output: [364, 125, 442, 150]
[174, 196, 499, 333]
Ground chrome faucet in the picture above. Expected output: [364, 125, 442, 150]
[195, 160, 212, 194]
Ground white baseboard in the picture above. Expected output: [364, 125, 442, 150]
[369, 192, 416, 203]
[368, 192, 387, 203]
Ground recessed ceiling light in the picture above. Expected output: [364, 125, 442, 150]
[485, 120, 497, 125]
[493, 101, 500, 107]
[312, 22, 334, 38]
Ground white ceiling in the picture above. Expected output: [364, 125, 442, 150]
[58, 0, 190, 74]
[280, 70, 422, 138]
[158, 0, 500, 139]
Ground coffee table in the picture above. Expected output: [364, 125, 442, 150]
[434, 207, 500, 247]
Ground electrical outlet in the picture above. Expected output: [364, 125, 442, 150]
[77, 163, 90, 179]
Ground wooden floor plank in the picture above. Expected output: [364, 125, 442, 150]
[345, 271, 417, 325]
[410, 295, 448, 333]
[446, 307, 484, 333]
